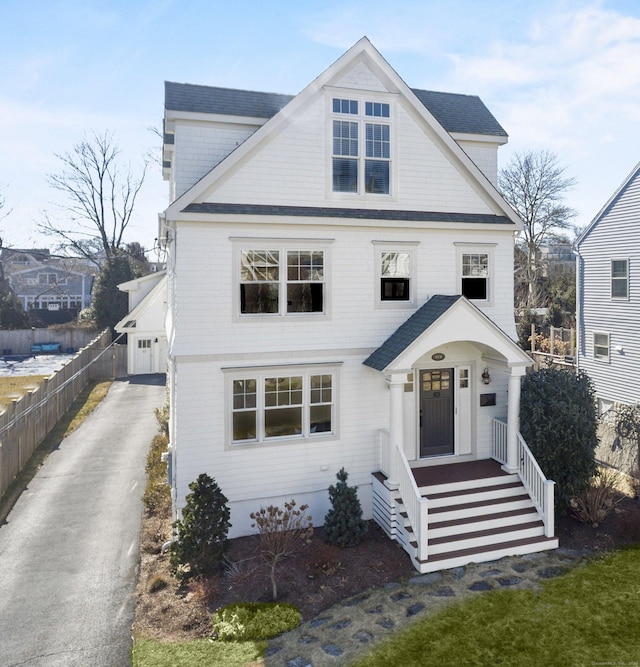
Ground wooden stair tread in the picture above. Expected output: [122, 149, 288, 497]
[429, 494, 531, 514]
[428, 520, 543, 546]
[430, 507, 537, 530]
[426, 480, 523, 500]
[414, 535, 558, 564]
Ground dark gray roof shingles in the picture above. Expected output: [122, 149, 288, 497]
[364, 295, 462, 371]
[183, 203, 513, 225]
[164, 82, 506, 137]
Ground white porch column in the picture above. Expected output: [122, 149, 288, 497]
[504, 366, 526, 474]
[385, 373, 405, 488]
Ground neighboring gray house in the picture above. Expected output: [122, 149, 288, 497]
[0, 249, 95, 322]
[576, 162, 640, 413]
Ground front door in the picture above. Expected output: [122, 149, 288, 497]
[420, 368, 454, 457]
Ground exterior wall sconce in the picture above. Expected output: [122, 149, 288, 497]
[482, 368, 491, 385]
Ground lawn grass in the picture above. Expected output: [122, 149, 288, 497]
[352, 546, 640, 667]
[131, 638, 266, 667]
[0, 380, 112, 522]
[0, 375, 47, 411]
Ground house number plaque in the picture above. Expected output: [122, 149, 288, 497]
[431, 353, 445, 361]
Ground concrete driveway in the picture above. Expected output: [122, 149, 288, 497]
[0, 375, 166, 667]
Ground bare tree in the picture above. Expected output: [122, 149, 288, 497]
[499, 150, 577, 309]
[40, 131, 147, 266]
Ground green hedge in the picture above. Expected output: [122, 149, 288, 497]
[211, 602, 301, 640]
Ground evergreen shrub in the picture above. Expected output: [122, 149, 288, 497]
[520, 368, 598, 514]
[170, 473, 231, 580]
[324, 468, 368, 547]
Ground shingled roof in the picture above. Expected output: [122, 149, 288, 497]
[164, 82, 507, 137]
[364, 295, 463, 371]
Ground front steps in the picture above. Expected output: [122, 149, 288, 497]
[372, 461, 558, 574]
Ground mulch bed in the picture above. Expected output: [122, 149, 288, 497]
[133, 496, 640, 643]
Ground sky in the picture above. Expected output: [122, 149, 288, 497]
[1, 0, 639, 258]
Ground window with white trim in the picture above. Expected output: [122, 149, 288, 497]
[239, 249, 325, 315]
[374, 242, 417, 307]
[230, 370, 335, 443]
[611, 259, 629, 298]
[461, 253, 489, 300]
[332, 97, 391, 195]
[593, 332, 610, 360]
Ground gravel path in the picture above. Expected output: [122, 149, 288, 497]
[264, 548, 592, 667]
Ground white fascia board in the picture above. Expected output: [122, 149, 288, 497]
[451, 132, 509, 146]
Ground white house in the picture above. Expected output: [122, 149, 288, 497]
[576, 162, 640, 411]
[115, 271, 168, 375]
[160, 37, 557, 573]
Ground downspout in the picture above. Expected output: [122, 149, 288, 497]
[573, 246, 582, 371]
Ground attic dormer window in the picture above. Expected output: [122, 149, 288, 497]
[332, 97, 391, 195]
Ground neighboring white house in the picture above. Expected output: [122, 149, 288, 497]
[115, 271, 168, 375]
[576, 162, 640, 412]
[160, 37, 557, 573]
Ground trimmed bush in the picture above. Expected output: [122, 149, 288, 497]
[520, 368, 598, 514]
[211, 602, 301, 640]
[170, 473, 231, 581]
[324, 468, 368, 547]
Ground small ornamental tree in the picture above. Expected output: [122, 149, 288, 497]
[250, 500, 313, 600]
[324, 468, 368, 547]
[520, 368, 598, 514]
[170, 473, 231, 581]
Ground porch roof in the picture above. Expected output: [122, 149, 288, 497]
[363, 294, 532, 373]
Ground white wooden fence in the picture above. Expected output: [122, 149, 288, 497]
[0, 330, 127, 500]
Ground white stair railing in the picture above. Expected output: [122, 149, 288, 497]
[379, 428, 428, 560]
[492, 419, 555, 538]
[396, 446, 429, 559]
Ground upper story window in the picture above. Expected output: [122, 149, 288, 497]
[239, 248, 325, 316]
[38, 272, 65, 286]
[611, 259, 629, 298]
[461, 253, 489, 300]
[373, 242, 418, 308]
[332, 97, 391, 196]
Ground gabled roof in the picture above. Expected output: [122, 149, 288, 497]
[115, 275, 167, 333]
[165, 82, 294, 119]
[364, 294, 532, 373]
[165, 82, 507, 138]
[164, 36, 520, 226]
[576, 161, 640, 247]
[364, 295, 462, 371]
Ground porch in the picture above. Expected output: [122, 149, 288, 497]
[372, 421, 558, 574]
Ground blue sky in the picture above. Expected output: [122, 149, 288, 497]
[1, 0, 639, 255]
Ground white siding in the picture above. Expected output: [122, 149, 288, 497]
[194, 95, 498, 216]
[457, 140, 500, 187]
[170, 221, 516, 357]
[173, 121, 259, 197]
[174, 354, 386, 537]
[578, 167, 640, 405]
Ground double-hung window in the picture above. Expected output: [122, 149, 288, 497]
[332, 97, 391, 195]
[593, 332, 610, 360]
[240, 248, 325, 315]
[461, 253, 489, 300]
[230, 368, 336, 444]
[611, 259, 629, 298]
[373, 242, 418, 306]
